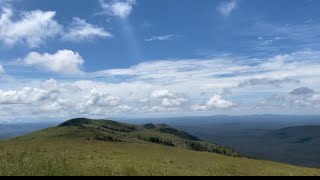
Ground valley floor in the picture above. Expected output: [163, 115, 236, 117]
[0, 139, 319, 176]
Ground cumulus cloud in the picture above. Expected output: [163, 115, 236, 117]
[40, 79, 81, 93]
[150, 89, 188, 108]
[0, 7, 62, 47]
[145, 34, 176, 42]
[40, 99, 72, 113]
[0, 87, 56, 104]
[99, 0, 136, 19]
[257, 87, 320, 110]
[161, 98, 188, 108]
[80, 90, 121, 107]
[217, 0, 238, 17]
[22, 49, 85, 75]
[77, 90, 135, 115]
[192, 94, 235, 111]
[0, 80, 74, 118]
[0, 80, 137, 119]
[150, 89, 176, 99]
[63, 17, 112, 42]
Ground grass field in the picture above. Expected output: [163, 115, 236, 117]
[1, 139, 320, 176]
[1, 118, 319, 176]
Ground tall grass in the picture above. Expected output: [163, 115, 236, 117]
[0, 139, 319, 176]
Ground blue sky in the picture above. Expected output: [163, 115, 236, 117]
[0, 0, 320, 122]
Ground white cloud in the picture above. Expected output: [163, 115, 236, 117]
[150, 89, 176, 99]
[150, 89, 188, 109]
[0, 87, 56, 104]
[22, 49, 85, 75]
[0, 7, 113, 47]
[40, 99, 72, 112]
[63, 18, 112, 42]
[0, 7, 62, 47]
[80, 90, 121, 107]
[0, 80, 136, 119]
[115, 105, 134, 113]
[76, 90, 135, 115]
[145, 35, 176, 42]
[40, 79, 81, 93]
[99, 0, 136, 19]
[217, 0, 238, 17]
[96, 51, 320, 93]
[162, 98, 188, 108]
[192, 94, 235, 111]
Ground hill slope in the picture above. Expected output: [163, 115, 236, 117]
[0, 118, 320, 176]
[15, 118, 240, 157]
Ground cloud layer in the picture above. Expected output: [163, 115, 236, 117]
[1, 50, 320, 120]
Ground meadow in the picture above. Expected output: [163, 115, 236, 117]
[0, 139, 320, 176]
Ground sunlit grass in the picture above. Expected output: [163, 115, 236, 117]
[0, 139, 319, 176]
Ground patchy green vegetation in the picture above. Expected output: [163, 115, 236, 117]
[18, 118, 240, 157]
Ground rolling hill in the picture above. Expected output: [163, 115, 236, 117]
[0, 118, 320, 176]
[251, 125, 320, 168]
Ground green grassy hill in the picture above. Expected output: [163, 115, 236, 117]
[0, 118, 320, 176]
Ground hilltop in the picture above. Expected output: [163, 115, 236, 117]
[16, 118, 240, 157]
[0, 118, 319, 176]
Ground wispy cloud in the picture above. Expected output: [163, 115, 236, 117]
[217, 0, 238, 17]
[63, 18, 112, 42]
[238, 78, 300, 88]
[99, 0, 136, 19]
[252, 22, 320, 50]
[145, 34, 176, 42]
[0, 65, 4, 77]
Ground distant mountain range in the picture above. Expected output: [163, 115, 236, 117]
[136, 115, 320, 168]
[0, 122, 57, 139]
